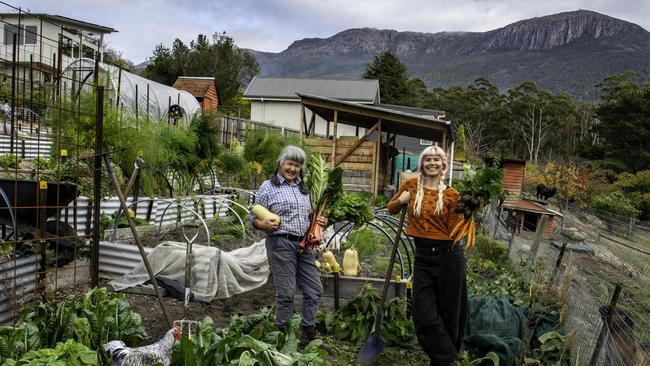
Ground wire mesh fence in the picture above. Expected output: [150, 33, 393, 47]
[0, 4, 108, 324]
[486, 199, 650, 365]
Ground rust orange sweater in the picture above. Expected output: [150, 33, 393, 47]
[387, 178, 462, 241]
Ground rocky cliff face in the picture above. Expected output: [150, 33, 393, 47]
[481, 10, 646, 51]
[249, 10, 650, 98]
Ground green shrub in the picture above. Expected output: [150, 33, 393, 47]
[590, 191, 641, 218]
[0, 153, 21, 169]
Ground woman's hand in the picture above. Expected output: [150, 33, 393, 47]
[256, 217, 279, 232]
[398, 191, 410, 206]
[316, 215, 328, 226]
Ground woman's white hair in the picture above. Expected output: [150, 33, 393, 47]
[276, 145, 306, 166]
[413, 145, 448, 217]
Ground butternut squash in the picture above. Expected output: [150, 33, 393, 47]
[251, 204, 280, 223]
[321, 262, 332, 273]
[342, 249, 359, 276]
[321, 250, 340, 273]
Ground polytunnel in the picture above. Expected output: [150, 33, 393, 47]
[62, 58, 201, 125]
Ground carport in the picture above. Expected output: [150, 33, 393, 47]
[298, 93, 453, 197]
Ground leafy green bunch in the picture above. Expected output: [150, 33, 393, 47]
[455, 160, 505, 208]
[325, 192, 373, 227]
[318, 284, 416, 347]
[304, 153, 343, 211]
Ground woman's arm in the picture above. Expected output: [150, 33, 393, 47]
[387, 180, 412, 214]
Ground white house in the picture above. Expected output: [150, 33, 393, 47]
[243, 76, 379, 137]
[0, 12, 116, 83]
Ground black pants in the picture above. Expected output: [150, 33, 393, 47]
[412, 238, 468, 366]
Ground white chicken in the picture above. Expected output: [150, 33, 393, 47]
[104, 326, 181, 366]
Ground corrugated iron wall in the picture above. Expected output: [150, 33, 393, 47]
[0, 135, 52, 160]
[0, 254, 41, 324]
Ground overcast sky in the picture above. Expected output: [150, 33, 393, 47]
[10, 0, 650, 64]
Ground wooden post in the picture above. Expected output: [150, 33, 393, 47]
[590, 283, 623, 366]
[507, 210, 517, 256]
[530, 214, 549, 260]
[333, 271, 340, 311]
[492, 206, 502, 240]
[551, 242, 568, 283]
[331, 110, 338, 164]
[299, 104, 305, 144]
[372, 119, 382, 199]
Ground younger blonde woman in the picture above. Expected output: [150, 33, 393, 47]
[387, 145, 466, 366]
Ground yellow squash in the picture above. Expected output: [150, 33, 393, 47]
[342, 249, 359, 276]
[251, 204, 280, 223]
[321, 250, 341, 273]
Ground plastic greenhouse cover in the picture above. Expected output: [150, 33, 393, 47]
[63, 58, 201, 125]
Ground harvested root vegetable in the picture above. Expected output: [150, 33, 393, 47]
[251, 204, 280, 223]
[321, 250, 341, 273]
[342, 249, 358, 276]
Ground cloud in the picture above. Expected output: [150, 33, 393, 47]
[11, 0, 650, 63]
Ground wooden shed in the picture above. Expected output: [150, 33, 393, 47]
[172, 76, 220, 114]
[298, 93, 453, 198]
[495, 159, 562, 236]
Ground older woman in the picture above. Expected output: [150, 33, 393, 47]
[251, 145, 327, 347]
[387, 145, 466, 366]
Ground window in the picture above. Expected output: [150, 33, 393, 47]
[4, 24, 19, 45]
[419, 139, 433, 146]
[24, 25, 37, 44]
[3, 24, 38, 45]
[4, 24, 38, 45]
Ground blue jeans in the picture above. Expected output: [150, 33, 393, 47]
[266, 235, 322, 328]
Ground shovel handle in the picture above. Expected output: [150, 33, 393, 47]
[374, 206, 408, 330]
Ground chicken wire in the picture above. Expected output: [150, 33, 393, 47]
[486, 201, 650, 365]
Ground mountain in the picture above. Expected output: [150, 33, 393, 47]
[249, 10, 650, 99]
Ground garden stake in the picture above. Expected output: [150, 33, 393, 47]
[358, 206, 407, 366]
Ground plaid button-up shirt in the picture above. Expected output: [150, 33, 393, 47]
[251, 173, 311, 236]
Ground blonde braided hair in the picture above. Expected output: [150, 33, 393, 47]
[412, 146, 448, 217]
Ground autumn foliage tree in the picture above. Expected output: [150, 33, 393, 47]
[543, 162, 589, 209]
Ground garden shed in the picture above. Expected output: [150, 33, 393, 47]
[62, 58, 201, 124]
[496, 159, 562, 236]
[298, 93, 453, 198]
[172, 76, 220, 114]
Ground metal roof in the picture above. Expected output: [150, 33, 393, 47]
[244, 76, 379, 103]
[502, 199, 563, 216]
[0, 13, 117, 33]
[374, 103, 445, 119]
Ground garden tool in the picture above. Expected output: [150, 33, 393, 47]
[174, 221, 200, 339]
[103, 154, 173, 328]
[358, 206, 408, 365]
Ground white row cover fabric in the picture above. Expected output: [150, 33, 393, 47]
[63, 58, 201, 125]
[109, 239, 269, 302]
